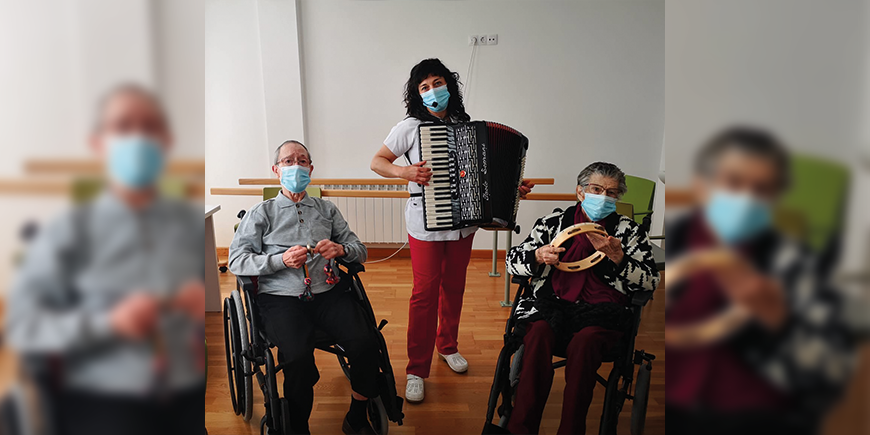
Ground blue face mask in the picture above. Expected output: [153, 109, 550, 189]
[704, 190, 772, 245]
[421, 85, 450, 113]
[107, 135, 165, 189]
[581, 193, 617, 222]
[280, 165, 311, 194]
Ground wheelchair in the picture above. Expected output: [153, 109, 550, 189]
[223, 258, 404, 435]
[483, 276, 655, 435]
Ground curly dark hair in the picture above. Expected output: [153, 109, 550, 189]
[403, 58, 471, 123]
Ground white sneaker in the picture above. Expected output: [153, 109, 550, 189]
[439, 352, 469, 373]
[405, 374, 424, 403]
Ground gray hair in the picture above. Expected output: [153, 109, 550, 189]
[94, 82, 168, 132]
[273, 140, 311, 164]
[576, 161, 628, 198]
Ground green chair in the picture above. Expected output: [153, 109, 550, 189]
[775, 154, 849, 254]
[233, 186, 322, 231]
[71, 177, 188, 203]
[261, 186, 321, 201]
[622, 175, 656, 227]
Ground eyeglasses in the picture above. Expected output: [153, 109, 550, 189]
[583, 183, 620, 198]
[276, 157, 311, 167]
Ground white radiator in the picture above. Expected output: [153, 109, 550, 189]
[322, 184, 408, 244]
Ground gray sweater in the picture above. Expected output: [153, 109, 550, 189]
[6, 192, 204, 395]
[228, 192, 367, 296]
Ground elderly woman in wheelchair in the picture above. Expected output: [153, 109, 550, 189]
[228, 140, 395, 435]
[489, 162, 660, 435]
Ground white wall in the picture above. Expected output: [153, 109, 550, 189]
[205, 0, 308, 247]
[665, 0, 869, 272]
[297, 0, 665, 251]
[0, 0, 205, 289]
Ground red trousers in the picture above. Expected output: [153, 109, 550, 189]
[507, 321, 623, 435]
[406, 234, 474, 378]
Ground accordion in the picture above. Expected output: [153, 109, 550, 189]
[417, 121, 528, 231]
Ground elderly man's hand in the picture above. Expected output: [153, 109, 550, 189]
[535, 245, 565, 265]
[586, 233, 624, 264]
[314, 239, 345, 260]
[110, 292, 160, 340]
[173, 280, 205, 322]
[283, 245, 308, 268]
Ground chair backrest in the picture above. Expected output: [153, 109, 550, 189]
[71, 177, 188, 203]
[615, 201, 634, 219]
[622, 175, 656, 224]
[776, 154, 849, 252]
[262, 186, 322, 201]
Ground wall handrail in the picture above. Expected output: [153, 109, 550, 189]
[238, 177, 556, 186]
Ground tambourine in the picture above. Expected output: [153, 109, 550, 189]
[664, 249, 752, 348]
[550, 223, 609, 272]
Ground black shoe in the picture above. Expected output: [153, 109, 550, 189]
[342, 416, 376, 435]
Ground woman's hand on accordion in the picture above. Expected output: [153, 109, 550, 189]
[402, 161, 432, 186]
[518, 180, 535, 199]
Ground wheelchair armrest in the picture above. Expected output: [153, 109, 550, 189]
[336, 257, 365, 275]
[236, 275, 257, 293]
[511, 275, 531, 285]
[630, 290, 654, 307]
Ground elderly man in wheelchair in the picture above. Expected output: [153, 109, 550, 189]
[228, 140, 383, 435]
[494, 162, 660, 435]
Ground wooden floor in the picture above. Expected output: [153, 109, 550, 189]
[205, 257, 666, 435]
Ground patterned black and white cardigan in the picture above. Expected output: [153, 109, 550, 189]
[668, 213, 857, 417]
[506, 205, 660, 321]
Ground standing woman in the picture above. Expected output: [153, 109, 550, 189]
[371, 58, 532, 403]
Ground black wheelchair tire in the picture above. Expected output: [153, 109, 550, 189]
[599, 365, 623, 435]
[630, 362, 651, 435]
[280, 398, 292, 435]
[265, 349, 284, 434]
[231, 290, 254, 421]
[368, 396, 390, 435]
[223, 298, 241, 415]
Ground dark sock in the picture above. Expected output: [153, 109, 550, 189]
[346, 397, 368, 430]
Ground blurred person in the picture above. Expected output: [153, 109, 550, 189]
[504, 162, 660, 435]
[228, 140, 378, 435]
[665, 127, 856, 435]
[5, 84, 204, 435]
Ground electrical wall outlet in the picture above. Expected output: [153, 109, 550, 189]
[468, 35, 478, 46]
[477, 34, 487, 45]
[486, 34, 498, 45]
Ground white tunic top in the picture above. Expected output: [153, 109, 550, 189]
[384, 117, 477, 242]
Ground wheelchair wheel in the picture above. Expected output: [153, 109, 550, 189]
[630, 362, 652, 435]
[497, 345, 524, 427]
[265, 349, 285, 434]
[231, 290, 254, 421]
[368, 396, 390, 435]
[599, 365, 624, 435]
[223, 297, 243, 415]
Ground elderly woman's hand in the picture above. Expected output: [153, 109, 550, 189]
[586, 233, 624, 264]
[535, 245, 565, 265]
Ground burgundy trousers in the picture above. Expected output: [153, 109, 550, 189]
[406, 233, 475, 378]
[507, 320, 623, 435]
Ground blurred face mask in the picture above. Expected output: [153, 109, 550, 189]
[280, 165, 311, 194]
[107, 135, 165, 189]
[704, 189, 772, 245]
[421, 85, 450, 113]
[581, 193, 617, 222]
